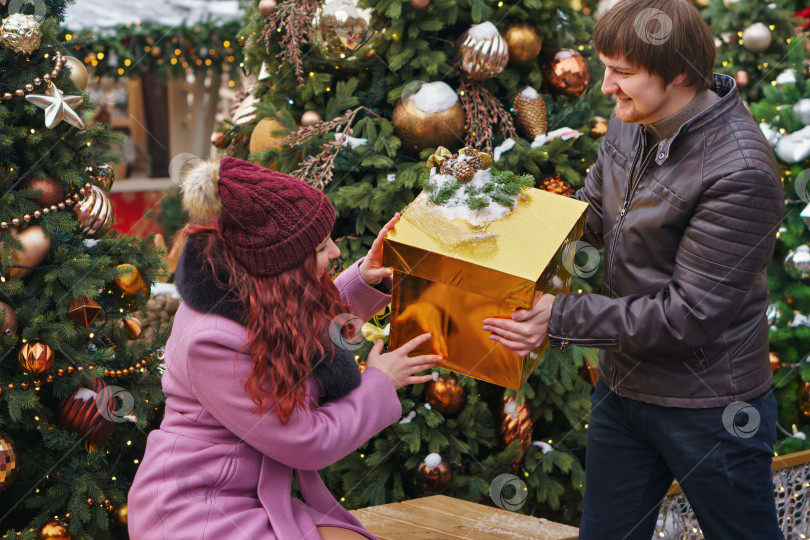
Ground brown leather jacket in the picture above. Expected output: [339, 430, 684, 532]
[548, 74, 784, 408]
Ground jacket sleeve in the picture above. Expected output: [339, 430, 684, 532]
[186, 328, 402, 470]
[549, 168, 783, 353]
[334, 258, 391, 322]
[573, 140, 606, 250]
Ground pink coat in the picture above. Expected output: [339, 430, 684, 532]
[128, 262, 399, 539]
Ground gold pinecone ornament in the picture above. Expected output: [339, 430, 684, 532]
[540, 173, 574, 196]
[434, 146, 492, 183]
[513, 87, 547, 139]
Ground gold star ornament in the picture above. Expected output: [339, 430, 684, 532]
[25, 83, 85, 129]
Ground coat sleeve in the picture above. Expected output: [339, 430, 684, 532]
[334, 258, 391, 322]
[185, 328, 402, 470]
[549, 167, 783, 353]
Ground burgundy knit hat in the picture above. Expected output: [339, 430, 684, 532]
[214, 157, 335, 276]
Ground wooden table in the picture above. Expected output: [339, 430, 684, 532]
[350, 495, 580, 540]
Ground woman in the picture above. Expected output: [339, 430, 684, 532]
[128, 157, 439, 540]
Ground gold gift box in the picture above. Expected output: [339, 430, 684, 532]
[383, 188, 588, 390]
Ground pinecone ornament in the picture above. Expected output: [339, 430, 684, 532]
[540, 173, 574, 196]
[513, 87, 548, 139]
[440, 156, 458, 176]
[454, 161, 475, 182]
[459, 147, 484, 170]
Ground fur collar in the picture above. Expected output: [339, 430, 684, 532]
[175, 235, 361, 402]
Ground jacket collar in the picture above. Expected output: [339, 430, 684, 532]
[175, 235, 361, 402]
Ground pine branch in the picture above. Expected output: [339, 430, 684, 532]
[263, 0, 321, 84]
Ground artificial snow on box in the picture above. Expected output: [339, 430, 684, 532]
[383, 147, 588, 390]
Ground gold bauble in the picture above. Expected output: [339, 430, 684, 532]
[0, 431, 19, 493]
[6, 225, 51, 280]
[0, 14, 42, 55]
[258, 0, 277, 16]
[149, 46, 162, 58]
[801, 382, 810, 418]
[392, 82, 466, 153]
[409, 0, 430, 7]
[512, 86, 547, 139]
[310, 0, 376, 63]
[424, 373, 467, 416]
[249, 118, 288, 155]
[68, 295, 102, 328]
[37, 521, 70, 540]
[769, 352, 781, 372]
[122, 317, 142, 339]
[300, 110, 322, 127]
[504, 22, 542, 66]
[0, 301, 18, 335]
[500, 395, 532, 459]
[458, 21, 509, 80]
[18, 341, 55, 375]
[541, 48, 590, 98]
[591, 116, 609, 139]
[414, 454, 451, 493]
[114, 264, 144, 296]
[20, 175, 64, 207]
[73, 185, 115, 238]
[114, 503, 128, 526]
[87, 162, 115, 192]
[63, 56, 89, 91]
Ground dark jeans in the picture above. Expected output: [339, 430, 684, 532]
[579, 379, 784, 540]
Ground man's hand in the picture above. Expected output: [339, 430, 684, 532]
[483, 293, 555, 357]
[359, 213, 400, 285]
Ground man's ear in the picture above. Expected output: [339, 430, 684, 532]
[671, 72, 688, 87]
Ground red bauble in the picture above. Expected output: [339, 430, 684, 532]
[57, 378, 118, 452]
[20, 176, 64, 207]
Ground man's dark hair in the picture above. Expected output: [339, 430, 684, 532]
[593, 0, 715, 91]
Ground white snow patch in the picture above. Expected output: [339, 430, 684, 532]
[493, 138, 516, 162]
[531, 127, 582, 148]
[425, 168, 521, 227]
[335, 133, 368, 150]
[468, 21, 500, 40]
[431, 371, 440, 381]
[74, 388, 98, 401]
[424, 453, 442, 467]
[520, 86, 539, 100]
[409, 81, 458, 114]
[532, 441, 553, 454]
[504, 400, 518, 418]
[399, 410, 417, 424]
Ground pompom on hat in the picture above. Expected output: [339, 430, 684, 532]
[180, 157, 335, 276]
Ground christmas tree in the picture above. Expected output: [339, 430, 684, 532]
[0, 1, 166, 538]
[749, 37, 810, 455]
[211, 0, 610, 524]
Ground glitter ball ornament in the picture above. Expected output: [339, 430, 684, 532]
[20, 176, 64, 207]
[18, 341, 55, 374]
[541, 49, 589, 98]
[310, 0, 376, 63]
[458, 21, 509, 80]
[74, 185, 114, 238]
[504, 22, 542, 66]
[414, 453, 452, 493]
[0, 13, 42, 55]
[424, 373, 467, 416]
[0, 431, 19, 493]
[785, 244, 810, 280]
[513, 86, 547, 139]
[742, 22, 772, 53]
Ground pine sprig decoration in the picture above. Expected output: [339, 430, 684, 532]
[422, 168, 533, 211]
[263, 0, 321, 84]
[459, 79, 518, 154]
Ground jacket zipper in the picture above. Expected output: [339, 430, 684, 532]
[553, 336, 619, 352]
[605, 129, 660, 298]
[693, 348, 708, 369]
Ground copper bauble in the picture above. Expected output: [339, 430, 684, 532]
[58, 378, 117, 452]
[414, 453, 451, 493]
[36, 521, 71, 540]
[68, 295, 102, 327]
[513, 86, 547, 139]
[591, 116, 609, 139]
[87, 162, 115, 191]
[424, 374, 467, 416]
[258, 0, 277, 16]
[300, 110, 322, 127]
[249, 117, 288, 155]
[0, 301, 18, 335]
[5, 225, 50, 279]
[578, 359, 599, 385]
[310, 0, 376, 63]
[0, 430, 19, 493]
[114, 503, 128, 526]
[0, 13, 42, 55]
[734, 70, 750, 87]
[801, 382, 810, 418]
[392, 81, 466, 153]
[540, 173, 575, 196]
[409, 0, 430, 7]
[63, 56, 89, 91]
[122, 317, 142, 339]
[73, 185, 114, 238]
[458, 21, 509, 80]
[20, 176, 64, 207]
[149, 46, 161, 58]
[500, 395, 532, 459]
[504, 22, 542, 66]
[769, 352, 781, 372]
[113, 264, 145, 296]
[541, 49, 590, 98]
[211, 131, 230, 149]
[18, 341, 55, 374]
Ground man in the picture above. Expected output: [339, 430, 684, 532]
[483, 0, 785, 538]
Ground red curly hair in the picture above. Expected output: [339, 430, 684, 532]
[176, 222, 355, 424]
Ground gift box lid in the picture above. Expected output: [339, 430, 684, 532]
[383, 187, 588, 309]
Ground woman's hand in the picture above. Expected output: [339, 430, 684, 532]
[359, 213, 400, 285]
[483, 293, 556, 357]
[366, 333, 441, 390]
[394, 302, 448, 358]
